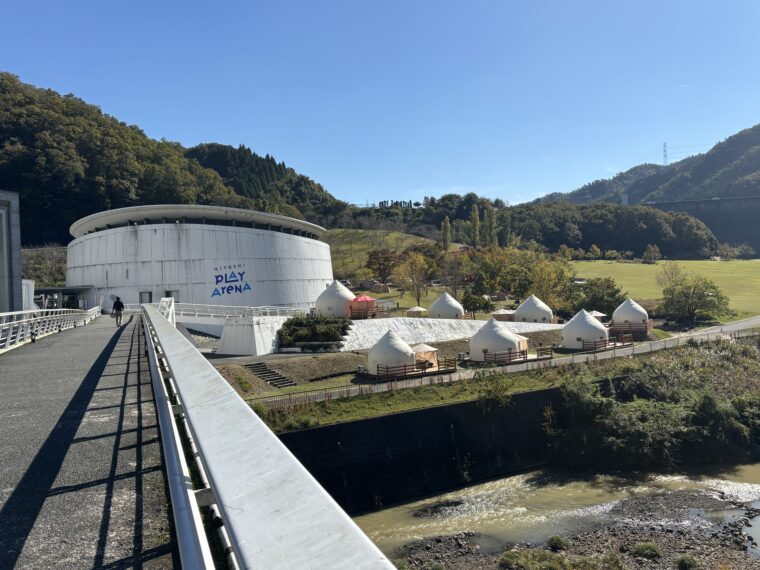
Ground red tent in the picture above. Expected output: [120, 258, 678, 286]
[352, 295, 376, 303]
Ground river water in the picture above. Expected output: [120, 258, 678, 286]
[354, 463, 760, 556]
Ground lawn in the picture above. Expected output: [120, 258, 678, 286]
[572, 259, 760, 316]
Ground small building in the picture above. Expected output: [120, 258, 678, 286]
[491, 308, 515, 322]
[562, 309, 609, 350]
[315, 280, 354, 317]
[429, 292, 465, 319]
[368, 330, 415, 376]
[469, 319, 529, 362]
[411, 343, 439, 371]
[610, 298, 652, 336]
[514, 295, 553, 323]
[589, 310, 607, 322]
[406, 306, 428, 318]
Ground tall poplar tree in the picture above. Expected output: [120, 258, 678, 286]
[483, 202, 496, 247]
[441, 216, 451, 251]
[469, 204, 480, 248]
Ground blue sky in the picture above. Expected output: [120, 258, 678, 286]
[4, 1, 760, 204]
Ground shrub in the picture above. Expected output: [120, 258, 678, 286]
[632, 542, 661, 560]
[676, 554, 701, 569]
[499, 549, 568, 570]
[547, 536, 570, 552]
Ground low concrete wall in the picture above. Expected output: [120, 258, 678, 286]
[217, 316, 289, 355]
[279, 386, 563, 514]
[341, 317, 563, 351]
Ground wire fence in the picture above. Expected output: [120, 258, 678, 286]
[249, 326, 760, 411]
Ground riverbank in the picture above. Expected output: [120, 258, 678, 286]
[394, 490, 760, 569]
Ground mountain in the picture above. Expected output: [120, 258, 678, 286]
[0, 73, 343, 244]
[542, 123, 760, 205]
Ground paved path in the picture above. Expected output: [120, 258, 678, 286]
[0, 316, 177, 569]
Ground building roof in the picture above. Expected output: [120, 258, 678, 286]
[407, 306, 428, 312]
[429, 292, 465, 318]
[69, 204, 326, 239]
[612, 298, 649, 323]
[411, 343, 438, 353]
[514, 295, 553, 319]
[589, 310, 607, 317]
[352, 295, 376, 302]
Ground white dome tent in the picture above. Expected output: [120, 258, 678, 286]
[491, 308, 515, 322]
[514, 295, 553, 323]
[612, 298, 649, 324]
[562, 309, 609, 350]
[315, 280, 354, 317]
[469, 319, 529, 362]
[406, 306, 428, 318]
[429, 292, 465, 319]
[368, 330, 416, 376]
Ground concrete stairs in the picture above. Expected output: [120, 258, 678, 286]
[245, 362, 296, 389]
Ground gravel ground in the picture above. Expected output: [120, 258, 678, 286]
[396, 490, 760, 569]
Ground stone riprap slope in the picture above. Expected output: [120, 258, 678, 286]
[340, 318, 563, 351]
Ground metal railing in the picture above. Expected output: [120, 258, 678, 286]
[142, 303, 393, 569]
[125, 302, 304, 319]
[0, 307, 101, 354]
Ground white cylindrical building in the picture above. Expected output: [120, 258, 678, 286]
[368, 331, 415, 375]
[315, 280, 354, 317]
[469, 319, 528, 361]
[66, 205, 333, 309]
[562, 309, 609, 349]
[514, 295, 553, 322]
[429, 292, 465, 319]
[612, 298, 649, 324]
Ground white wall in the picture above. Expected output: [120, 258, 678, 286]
[66, 223, 333, 309]
[341, 318, 564, 351]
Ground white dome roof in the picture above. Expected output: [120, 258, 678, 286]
[612, 298, 649, 324]
[562, 309, 609, 349]
[315, 280, 354, 317]
[469, 319, 528, 361]
[368, 331, 415, 374]
[429, 292, 465, 318]
[514, 295, 553, 322]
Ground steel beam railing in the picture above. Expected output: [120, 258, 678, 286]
[124, 302, 305, 320]
[0, 307, 101, 354]
[141, 303, 392, 569]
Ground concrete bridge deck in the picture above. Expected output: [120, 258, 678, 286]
[0, 316, 177, 569]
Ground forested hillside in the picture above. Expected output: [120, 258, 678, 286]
[543, 123, 760, 204]
[0, 72, 720, 258]
[185, 143, 347, 228]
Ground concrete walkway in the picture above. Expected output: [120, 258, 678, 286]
[0, 316, 177, 569]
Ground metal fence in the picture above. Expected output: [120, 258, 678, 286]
[125, 302, 304, 319]
[0, 307, 101, 354]
[250, 326, 760, 411]
[142, 303, 393, 569]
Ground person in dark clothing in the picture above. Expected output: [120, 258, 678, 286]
[112, 297, 125, 326]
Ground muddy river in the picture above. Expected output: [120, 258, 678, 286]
[355, 463, 760, 556]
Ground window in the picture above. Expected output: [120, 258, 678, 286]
[165, 290, 179, 301]
[139, 291, 153, 304]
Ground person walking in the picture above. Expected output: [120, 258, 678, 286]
[112, 296, 125, 326]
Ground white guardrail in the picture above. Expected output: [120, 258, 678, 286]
[125, 302, 304, 319]
[141, 302, 393, 570]
[0, 307, 101, 354]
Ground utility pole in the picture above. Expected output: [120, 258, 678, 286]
[663, 142, 668, 166]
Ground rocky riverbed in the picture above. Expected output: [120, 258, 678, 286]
[394, 490, 760, 569]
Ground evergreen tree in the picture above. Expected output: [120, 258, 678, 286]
[469, 204, 480, 248]
[483, 202, 496, 247]
[441, 216, 451, 251]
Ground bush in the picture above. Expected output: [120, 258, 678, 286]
[676, 554, 701, 569]
[499, 549, 568, 570]
[547, 536, 570, 552]
[632, 542, 661, 560]
[277, 315, 350, 347]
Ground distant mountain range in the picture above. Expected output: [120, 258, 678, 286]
[541, 123, 760, 204]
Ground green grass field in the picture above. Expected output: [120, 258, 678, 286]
[572, 260, 760, 316]
[321, 228, 435, 278]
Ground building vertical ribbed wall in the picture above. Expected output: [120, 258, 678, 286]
[66, 222, 333, 308]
